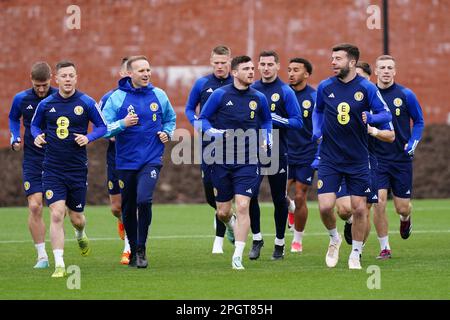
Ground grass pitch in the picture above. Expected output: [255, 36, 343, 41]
[0, 199, 449, 300]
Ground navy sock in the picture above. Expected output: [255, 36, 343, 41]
[249, 196, 261, 234]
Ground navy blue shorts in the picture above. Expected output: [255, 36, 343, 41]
[43, 169, 87, 212]
[201, 162, 213, 185]
[288, 164, 315, 185]
[367, 156, 379, 203]
[23, 161, 43, 197]
[211, 164, 260, 202]
[107, 163, 121, 195]
[377, 159, 412, 198]
[335, 178, 349, 199]
[318, 161, 371, 197]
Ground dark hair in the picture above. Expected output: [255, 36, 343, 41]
[126, 55, 149, 71]
[211, 45, 231, 56]
[356, 61, 372, 76]
[259, 50, 279, 63]
[289, 57, 313, 75]
[56, 60, 76, 72]
[332, 43, 360, 62]
[31, 62, 52, 81]
[231, 55, 252, 71]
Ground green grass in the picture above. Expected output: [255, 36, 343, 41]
[0, 199, 449, 299]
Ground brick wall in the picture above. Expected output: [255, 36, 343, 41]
[1, 0, 449, 147]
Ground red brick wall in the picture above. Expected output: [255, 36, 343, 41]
[1, 0, 449, 146]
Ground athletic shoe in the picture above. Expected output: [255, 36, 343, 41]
[400, 216, 412, 239]
[120, 251, 130, 265]
[248, 239, 264, 260]
[287, 212, 295, 231]
[271, 244, 285, 260]
[348, 256, 362, 270]
[225, 215, 236, 244]
[77, 235, 91, 256]
[325, 235, 342, 268]
[118, 221, 125, 240]
[344, 221, 352, 245]
[376, 249, 392, 260]
[33, 258, 49, 269]
[231, 256, 245, 270]
[51, 266, 67, 278]
[136, 246, 148, 268]
[290, 241, 303, 253]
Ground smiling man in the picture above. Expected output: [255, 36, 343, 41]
[102, 55, 176, 269]
[31, 60, 107, 277]
[312, 43, 392, 270]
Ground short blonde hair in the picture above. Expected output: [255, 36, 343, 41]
[376, 55, 395, 65]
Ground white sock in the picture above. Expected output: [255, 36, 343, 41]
[253, 232, 263, 241]
[288, 199, 295, 212]
[328, 228, 340, 243]
[233, 241, 246, 259]
[74, 227, 85, 240]
[378, 236, 390, 250]
[53, 249, 65, 268]
[293, 230, 304, 243]
[400, 214, 410, 222]
[35, 242, 48, 260]
[274, 237, 285, 246]
[213, 236, 224, 247]
[347, 215, 353, 224]
[350, 240, 363, 259]
[123, 234, 130, 253]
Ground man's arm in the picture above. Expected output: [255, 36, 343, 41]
[155, 88, 177, 142]
[258, 93, 273, 147]
[86, 100, 107, 143]
[30, 101, 47, 148]
[198, 89, 226, 138]
[404, 89, 425, 156]
[8, 93, 24, 150]
[312, 83, 325, 142]
[367, 121, 395, 143]
[270, 86, 303, 129]
[364, 85, 392, 125]
[184, 78, 205, 126]
[102, 90, 129, 138]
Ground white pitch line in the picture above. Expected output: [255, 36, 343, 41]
[0, 230, 449, 244]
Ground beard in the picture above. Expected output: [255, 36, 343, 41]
[337, 66, 350, 79]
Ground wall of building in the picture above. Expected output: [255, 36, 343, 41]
[1, 0, 449, 146]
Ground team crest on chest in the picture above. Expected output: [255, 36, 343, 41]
[74, 106, 84, 115]
[271, 93, 280, 102]
[150, 102, 159, 112]
[249, 100, 258, 110]
[302, 100, 312, 109]
[354, 91, 364, 101]
[393, 98, 403, 107]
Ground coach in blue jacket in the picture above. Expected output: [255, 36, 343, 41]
[102, 55, 176, 269]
